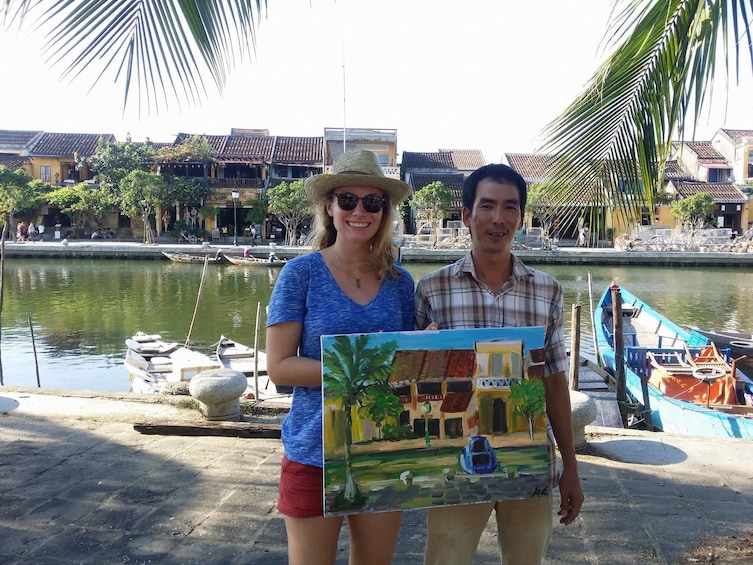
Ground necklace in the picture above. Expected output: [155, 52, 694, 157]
[332, 249, 363, 288]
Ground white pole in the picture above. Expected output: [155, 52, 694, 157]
[253, 301, 261, 398]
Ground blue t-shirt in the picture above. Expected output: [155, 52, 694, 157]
[266, 252, 415, 467]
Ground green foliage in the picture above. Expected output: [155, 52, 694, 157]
[157, 135, 214, 163]
[4, 1, 266, 114]
[119, 171, 169, 243]
[266, 180, 310, 246]
[47, 183, 118, 228]
[83, 139, 156, 189]
[541, 0, 753, 225]
[0, 166, 50, 224]
[409, 181, 453, 247]
[509, 378, 546, 440]
[526, 182, 558, 237]
[243, 195, 268, 226]
[671, 192, 715, 228]
[357, 386, 405, 439]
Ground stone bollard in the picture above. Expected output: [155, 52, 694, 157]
[569, 390, 597, 452]
[189, 368, 247, 421]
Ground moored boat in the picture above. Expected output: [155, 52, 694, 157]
[594, 283, 753, 439]
[125, 332, 221, 394]
[215, 335, 292, 402]
[223, 254, 286, 268]
[162, 251, 226, 264]
[687, 326, 753, 360]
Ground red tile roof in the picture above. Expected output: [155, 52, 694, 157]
[718, 129, 753, 141]
[437, 149, 486, 170]
[677, 141, 728, 164]
[409, 173, 465, 208]
[0, 153, 29, 171]
[272, 136, 323, 164]
[504, 153, 557, 180]
[673, 181, 747, 203]
[401, 151, 455, 169]
[30, 132, 116, 157]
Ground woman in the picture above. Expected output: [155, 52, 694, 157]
[266, 150, 414, 565]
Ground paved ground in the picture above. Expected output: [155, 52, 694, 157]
[2, 388, 753, 564]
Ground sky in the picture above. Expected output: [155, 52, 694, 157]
[1, 0, 752, 163]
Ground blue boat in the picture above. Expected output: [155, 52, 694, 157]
[594, 283, 753, 439]
[459, 435, 498, 474]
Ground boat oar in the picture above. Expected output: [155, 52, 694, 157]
[185, 255, 210, 348]
[253, 301, 261, 398]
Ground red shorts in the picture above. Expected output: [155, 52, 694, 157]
[277, 456, 325, 518]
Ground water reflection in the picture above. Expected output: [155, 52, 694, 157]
[2, 258, 752, 392]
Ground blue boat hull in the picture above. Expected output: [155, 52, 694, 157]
[594, 285, 753, 439]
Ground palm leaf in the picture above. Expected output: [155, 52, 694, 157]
[540, 0, 753, 227]
[3, 0, 265, 114]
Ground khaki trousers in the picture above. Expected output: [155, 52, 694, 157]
[424, 496, 553, 565]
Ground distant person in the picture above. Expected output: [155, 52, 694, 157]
[27, 222, 37, 241]
[268, 250, 278, 263]
[266, 150, 414, 565]
[162, 211, 170, 233]
[16, 222, 27, 242]
[37, 223, 45, 241]
[250, 226, 258, 246]
[91, 229, 102, 239]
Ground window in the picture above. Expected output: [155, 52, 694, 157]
[40, 165, 51, 182]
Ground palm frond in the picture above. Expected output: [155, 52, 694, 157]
[3, 0, 265, 115]
[540, 0, 753, 226]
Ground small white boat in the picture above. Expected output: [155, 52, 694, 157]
[224, 255, 286, 268]
[125, 332, 221, 394]
[216, 335, 291, 403]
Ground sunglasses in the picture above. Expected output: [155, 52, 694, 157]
[333, 192, 387, 213]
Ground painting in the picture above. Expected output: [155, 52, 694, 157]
[321, 326, 549, 516]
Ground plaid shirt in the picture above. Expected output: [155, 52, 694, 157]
[415, 252, 568, 489]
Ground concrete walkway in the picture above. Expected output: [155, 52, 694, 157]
[2, 388, 753, 564]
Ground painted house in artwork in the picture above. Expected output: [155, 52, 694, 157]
[386, 341, 548, 441]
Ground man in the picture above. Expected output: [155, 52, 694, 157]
[415, 164, 584, 565]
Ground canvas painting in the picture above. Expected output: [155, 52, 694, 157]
[321, 326, 549, 516]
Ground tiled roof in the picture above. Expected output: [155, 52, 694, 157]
[664, 160, 693, 181]
[674, 181, 747, 203]
[0, 129, 43, 152]
[504, 153, 556, 181]
[409, 173, 465, 208]
[401, 151, 455, 170]
[222, 135, 274, 159]
[718, 129, 753, 141]
[30, 132, 116, 157]
[679, 141, 728, 164]
[0, 153, 29, 171]
[271, 136, 323, 164]
[437, 149, 486, 170]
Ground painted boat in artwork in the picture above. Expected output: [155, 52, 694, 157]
[593, 284, 753, 439]
[162, 251, 226, 264]
[223, 255, 287, 268]
[124, 332, 221, 394]
[215, 335, 292, 403]
[686, 326, 753, 360]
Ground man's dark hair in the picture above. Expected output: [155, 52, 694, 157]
[462, 164, 527, 215]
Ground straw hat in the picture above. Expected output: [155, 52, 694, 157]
[305, 150, 412, 205]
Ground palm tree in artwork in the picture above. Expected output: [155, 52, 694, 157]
[323, 335, 398, 507]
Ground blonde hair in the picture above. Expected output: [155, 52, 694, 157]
[308, 191, 402, 279]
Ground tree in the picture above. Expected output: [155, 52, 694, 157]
[323, 335, 398, 508]
[119, 171, 169, 244]
[266, 180, 310, 246]
[409, 181, 454, 247]
[3, 1, 267, 114]
[526, 182, 559, 242]
[47, 183, 119, 230]
[357, 386, 404, 441]
[82, 138, 156, 189]
[509, 378, 546, 441]
[671, 192, 716, 229]
[541, 1, 753, 227]
[157, 135, 214, 165]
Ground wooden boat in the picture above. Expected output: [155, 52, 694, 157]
[594, 283, 753, 438]
[215, 335, 292, 402]
[162, 251, 226, 264]
[223, 254, 286, 268]
[124, 333, 221, 394]
[686, 326, 753, 360]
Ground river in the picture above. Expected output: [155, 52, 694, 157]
[3, 257, 753, 391]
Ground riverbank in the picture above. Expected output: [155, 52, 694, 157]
[6, 238, 753, 266]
